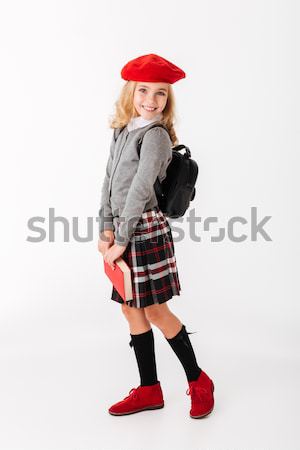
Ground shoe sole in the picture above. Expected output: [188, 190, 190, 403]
[190, 380, 215, 419]
[108, 403, 164, 416]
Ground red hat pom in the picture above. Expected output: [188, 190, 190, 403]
[121, 53, 186, 84]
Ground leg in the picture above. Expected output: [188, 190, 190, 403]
[144, 303, 215, 420]
[121, 303, 158, 386]
[143, 302, 182, 338]
[121, 302, 151, 334]
[144, 303, 201, 382]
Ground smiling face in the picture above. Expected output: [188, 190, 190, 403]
[133, 81, 169, 119]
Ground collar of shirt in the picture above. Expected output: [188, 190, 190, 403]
[126, 112, 163, 132]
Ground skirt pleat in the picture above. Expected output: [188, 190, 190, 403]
[111, 206, 181, 308]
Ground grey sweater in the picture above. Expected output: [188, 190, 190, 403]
[99, 120, 172, 246]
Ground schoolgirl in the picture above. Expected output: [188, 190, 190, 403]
[98, 53, 215, 419]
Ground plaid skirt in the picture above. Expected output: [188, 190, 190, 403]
[111, 206, 181, 308]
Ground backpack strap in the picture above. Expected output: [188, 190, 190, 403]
[113, 123, 171, 198]
[136, 123, 171, 156]
[136, 123, 171, 198]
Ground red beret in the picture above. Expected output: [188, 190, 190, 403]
[121, 53, 186, 84]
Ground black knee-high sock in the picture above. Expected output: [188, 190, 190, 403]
[129, 328, 158, 387]
[165, 324, 202, 382]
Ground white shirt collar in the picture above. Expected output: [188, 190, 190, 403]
[127, 112, 163, 132]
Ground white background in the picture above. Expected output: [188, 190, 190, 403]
[0, 1, 299, 449]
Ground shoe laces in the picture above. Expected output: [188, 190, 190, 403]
[186, 385, 208, 398]
[124, 387, 139, 400]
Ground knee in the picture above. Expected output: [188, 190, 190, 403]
[121, 303, 146, 322]
[144, 304, 166, 325]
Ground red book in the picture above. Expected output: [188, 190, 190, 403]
[104, 257, 133, 303]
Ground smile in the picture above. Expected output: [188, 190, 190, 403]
[142, 106, 157, 111]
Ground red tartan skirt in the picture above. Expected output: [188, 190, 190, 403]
[111, 206, 181, 308]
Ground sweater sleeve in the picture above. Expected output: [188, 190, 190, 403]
[114, 126, 172, 246]
[98, 132, 115, 233]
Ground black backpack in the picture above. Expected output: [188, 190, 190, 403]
[113, 123, 198, 219]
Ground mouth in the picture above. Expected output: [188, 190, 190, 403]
[142, 106, 158, 112]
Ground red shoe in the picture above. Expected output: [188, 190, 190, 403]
[186, 370, 215, 418]
[108, 382, 164, 416]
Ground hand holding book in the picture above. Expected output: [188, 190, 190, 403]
[103, 242, 127, 270]
[99, 231, 132, 302]
[103, 257, 133, 302]
[98, 230, 115, 269]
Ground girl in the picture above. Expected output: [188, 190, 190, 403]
[98, 54, 215, 419]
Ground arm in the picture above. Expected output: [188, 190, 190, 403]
[98, 132, 115, 233]
[114, 126, 172, 246]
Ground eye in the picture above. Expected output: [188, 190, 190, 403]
[139, 88, 146, 93]
[157, 92, 166, 96]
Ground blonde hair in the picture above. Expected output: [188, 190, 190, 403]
[108, 80, 179, 146]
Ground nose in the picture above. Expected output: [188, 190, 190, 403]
[146, 92, 156, 104]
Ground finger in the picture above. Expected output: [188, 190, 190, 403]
[105, 255, 114, 270]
